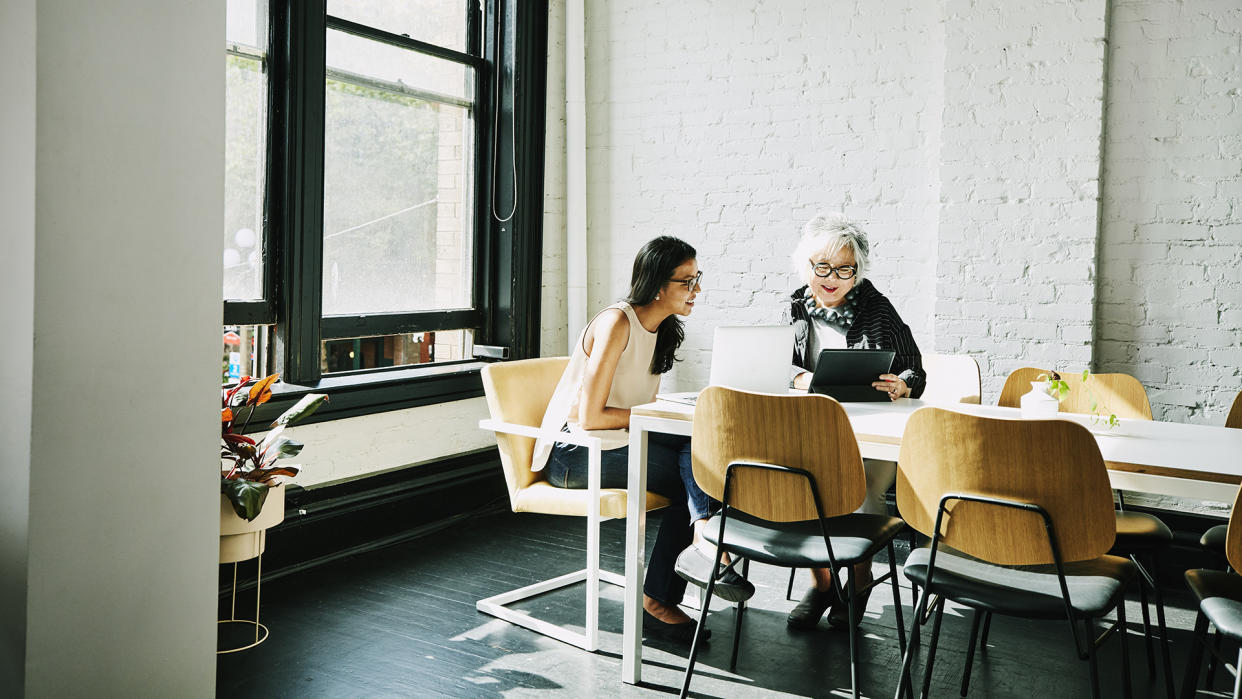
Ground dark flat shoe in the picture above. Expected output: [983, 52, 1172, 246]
[674, 547, 756, 603]
[828, 570, 874, 630]
[787, 586, 837, 630]
[642, 610, 710, 645]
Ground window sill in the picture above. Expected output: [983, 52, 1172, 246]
[238, 360, 489, 431]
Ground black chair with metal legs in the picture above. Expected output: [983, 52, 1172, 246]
[1001, 367, 1175, 698]
[893, 408, 1135, 699]
[679, 387, 906, 699]
[1181, 485, 1242, 699]
[1196, 390, 1242, 689]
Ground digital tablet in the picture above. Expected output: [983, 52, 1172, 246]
[808, 349, 896, 402]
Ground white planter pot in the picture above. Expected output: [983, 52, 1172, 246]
[219, 483, 285, 564]
[1019, 381, 1061, 419]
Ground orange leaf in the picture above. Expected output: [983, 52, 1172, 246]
[222, 407, 234, 422]
[247, 374, 280, 405]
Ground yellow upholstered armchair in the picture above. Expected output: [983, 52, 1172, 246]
[476, 357, 669, 651]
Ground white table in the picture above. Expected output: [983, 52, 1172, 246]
[620, 396, 1242, 685]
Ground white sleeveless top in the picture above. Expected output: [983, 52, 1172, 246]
[530, 302, 661, 472]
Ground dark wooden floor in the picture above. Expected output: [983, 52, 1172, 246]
[218, 510, 1231, 698]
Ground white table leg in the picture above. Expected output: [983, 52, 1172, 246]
[622, 420, 650, 685]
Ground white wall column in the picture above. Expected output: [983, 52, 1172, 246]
[18, 1, 224, 695]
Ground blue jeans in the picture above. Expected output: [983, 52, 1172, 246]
[547, 432, 713, 606]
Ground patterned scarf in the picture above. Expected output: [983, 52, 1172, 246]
[803, 286, 858, 333]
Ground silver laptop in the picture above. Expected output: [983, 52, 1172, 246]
[708, 325, 794, 394]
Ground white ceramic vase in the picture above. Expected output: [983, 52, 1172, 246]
[1019, 381, 1061, 419]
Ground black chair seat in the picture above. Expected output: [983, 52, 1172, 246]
[1186, 569, 1242, 641]
[703, 512, 905, 568]
[904, 545, 1137, 619]
[1109, 511, 1173, 554]
[1201, 524, 1228, 553]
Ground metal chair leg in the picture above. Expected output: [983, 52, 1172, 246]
[960, 609, 983, 697]
[1208, 629, 1224, 687]
[1086, 617, 1101, 699]
[1233, 646, 1242, 699]
[1118, 593, 1132, 698]
[1181, 610, 1209, 699]
[979, 611, 992, 653]
[920, 598, 945, 699]
[847, 573, 860, 699]
[1148, 553, 1175, 699]
[680, 558, 719, 698]
[786, 567, 797, 601]
[896, 584, 930, 699]
[729, 559, 749, 672]
[888, 543, 907, 655]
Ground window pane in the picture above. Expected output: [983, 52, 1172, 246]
[223, 325, 273, 384]
[226, 0, 266, 50]
[224, 0, 268, 301]
[327, 0, 468, 53]
[322, 330, 473, 374]
[327, 28, 472, 103]
[323, 33, 476, 316]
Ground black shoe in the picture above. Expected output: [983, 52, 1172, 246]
[827, 570, 874, 630]
[674, 547, 756, 603]
[642, 610, 710, 645]
[787, 587, 837, 631]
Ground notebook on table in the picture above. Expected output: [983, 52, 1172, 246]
[808, 348, 896, 402]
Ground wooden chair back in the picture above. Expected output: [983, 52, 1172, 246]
[1228, 485, 1242, 572]
[999, 367, 1153, 421]
[691, 386, 865, 522]
[896, 407, 1116, 565]
[1226, 390, 1242, 430]
[921, 353, 982, 404]
[480, 357, 569, 499]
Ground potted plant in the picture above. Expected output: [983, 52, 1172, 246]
[1023, 369, 1118, 427]
[220, 374, 327, 562]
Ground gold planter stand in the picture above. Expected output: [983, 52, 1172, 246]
[218, 484, 285, 654]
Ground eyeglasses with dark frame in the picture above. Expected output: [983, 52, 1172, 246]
[809, 260, 857, 280]
[667, 271, 703, 291]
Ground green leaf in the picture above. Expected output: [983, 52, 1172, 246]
[271, 393, 328, 428]
[1082, 369, 1090, 382]
[221, 478, 269, 521]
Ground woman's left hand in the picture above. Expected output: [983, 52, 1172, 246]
[871, 374, 909, 400]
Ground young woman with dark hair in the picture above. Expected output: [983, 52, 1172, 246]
[531, 236, 751, 645]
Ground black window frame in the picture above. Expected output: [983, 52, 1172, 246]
[223, 0, 546, 427]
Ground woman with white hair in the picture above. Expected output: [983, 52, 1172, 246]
[783, 213, 925, 631]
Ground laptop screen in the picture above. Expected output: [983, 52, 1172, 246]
[708, 325, 794, 394]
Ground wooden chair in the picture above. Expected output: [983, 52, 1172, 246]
[999, 367, 1174, 697]
[998, 366, 1153, 420]
[1196, 389, 1242, 685]
[1182, 484, 1242, 698]
[1197, 390, 1242, 559]
[998, 369, 1172, 695]
[895, 407, 1135, 699]
[680, 387, 906, 699]
[476, 357, 670, 651]
[920, 353, 982, 404]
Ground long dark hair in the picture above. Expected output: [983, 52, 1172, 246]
[625, 236, 696, 374]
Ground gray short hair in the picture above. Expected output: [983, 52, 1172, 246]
[791, 214, 871, 282]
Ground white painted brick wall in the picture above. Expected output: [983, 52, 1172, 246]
[935, 0, 1108, 401]
[540, 0, 569, 357]
[539, 0, 1240, 435]
[566, 0, 943, 391]
[1097, 0, 1242, 425]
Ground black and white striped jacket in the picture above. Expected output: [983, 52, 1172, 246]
[786, 280, 926, 398]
